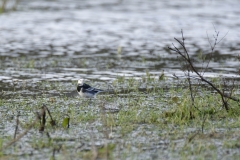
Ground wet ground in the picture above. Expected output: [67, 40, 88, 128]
[0, 0, 240, 159]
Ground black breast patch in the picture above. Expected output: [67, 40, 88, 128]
[77, 85, 82, 92]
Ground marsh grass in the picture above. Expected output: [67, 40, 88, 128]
[0, 0, 18, 13]
[0, 76, 240, 159]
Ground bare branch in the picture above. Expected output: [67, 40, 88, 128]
[169, 30, 240, 112]
[217, 31, 229, 44]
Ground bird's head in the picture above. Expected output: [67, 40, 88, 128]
[78, 79, 84, 86]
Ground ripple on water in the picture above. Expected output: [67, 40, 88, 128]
[0, 0, 239, 84]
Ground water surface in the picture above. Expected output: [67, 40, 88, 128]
[0, 0, 239, 85]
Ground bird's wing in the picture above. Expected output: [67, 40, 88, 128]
[83, 83, 91, 89]
[83, 83, 103, 92]
[82, 87, 92, 93]
[86, 87, 100, 92]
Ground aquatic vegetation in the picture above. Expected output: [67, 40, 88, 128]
[0, 0, 18, 13]
[0, 1, 239, 158]
[169, 29, 240, 114]
[0, 74, 240, 159]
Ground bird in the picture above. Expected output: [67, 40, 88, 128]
[77, 79, 104, 98]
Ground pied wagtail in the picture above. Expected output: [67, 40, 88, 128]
[77, 79, 104, 98]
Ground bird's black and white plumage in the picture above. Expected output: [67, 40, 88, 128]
[77, 79, 104, 98]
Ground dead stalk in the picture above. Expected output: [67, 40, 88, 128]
[0, 105, 56, 151]
[13, 112, 20, 139]
[168, 29, 240, 112]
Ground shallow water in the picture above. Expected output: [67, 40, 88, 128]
[0, 0, 240, 159]
[0, 0, 239, 85]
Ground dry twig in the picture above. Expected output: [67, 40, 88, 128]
[0, 105, 56, 151]
[168, 29, 240, 111]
